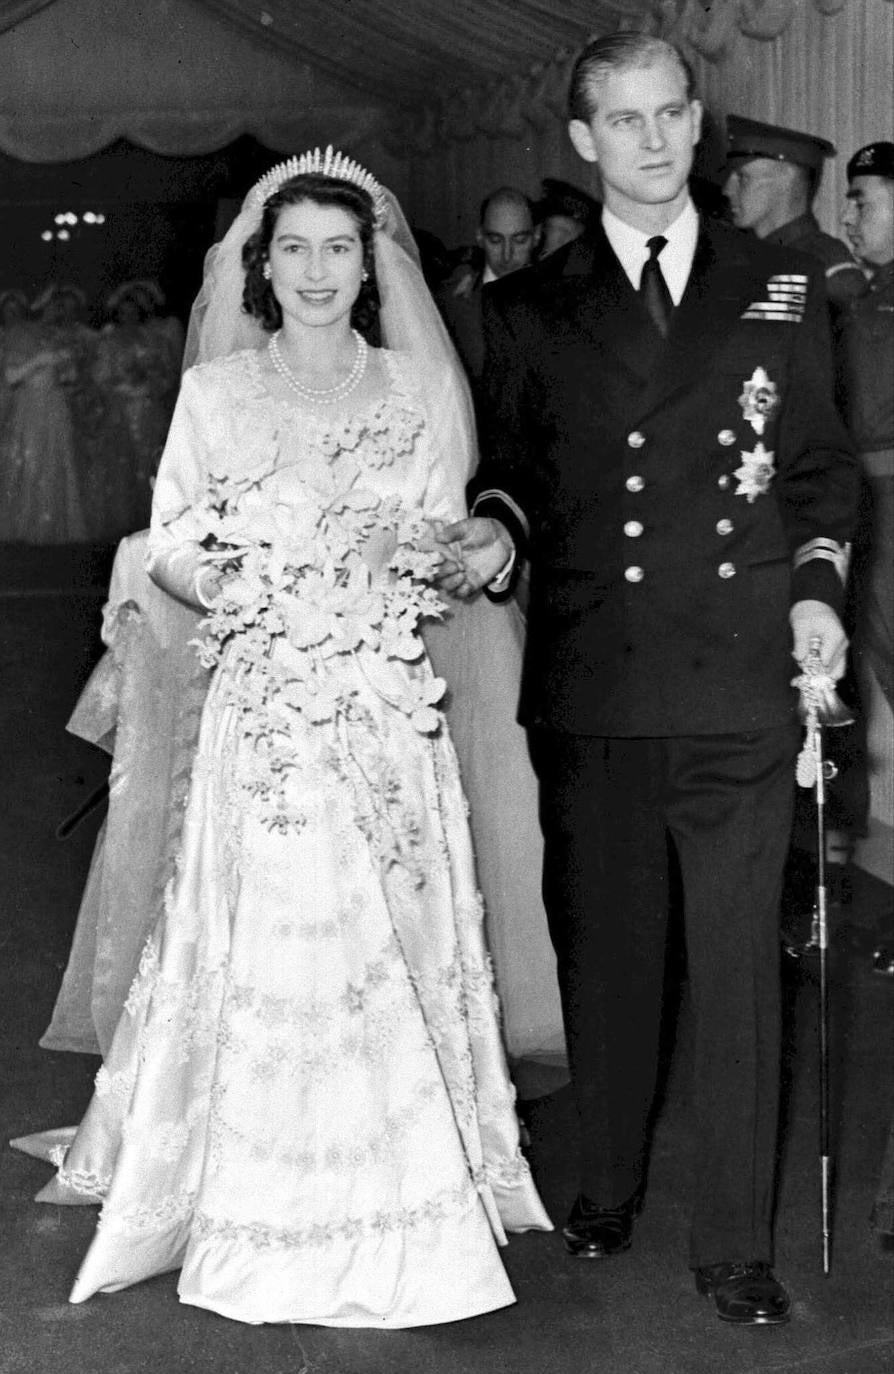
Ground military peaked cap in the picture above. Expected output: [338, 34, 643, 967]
[725, 115, 835, 171]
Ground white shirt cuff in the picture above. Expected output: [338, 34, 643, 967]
[488, 547, 516, 591]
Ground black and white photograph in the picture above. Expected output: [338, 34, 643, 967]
[1, 3, 892, 1372]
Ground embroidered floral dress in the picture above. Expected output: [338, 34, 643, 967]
[33, 347, 550, 1326]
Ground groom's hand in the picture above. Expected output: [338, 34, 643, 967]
[790, 599, 848, 680]
[434, 517, 514, 598]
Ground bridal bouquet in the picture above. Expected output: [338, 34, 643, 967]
[189, 459, 449, 747]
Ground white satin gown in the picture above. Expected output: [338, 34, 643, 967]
[20, 348, 550, 1327]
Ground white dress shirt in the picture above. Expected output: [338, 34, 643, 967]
[602, 198, 699, 305]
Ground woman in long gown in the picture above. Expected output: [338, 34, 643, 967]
[37, 266, 565, 1091]
[0, 287, 88, 544]
[0, 289, 30, 421]
[20, 152, 550, 1325]
[84, 282, 179, 540]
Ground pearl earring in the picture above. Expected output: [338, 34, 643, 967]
[262, 262, 272, 280]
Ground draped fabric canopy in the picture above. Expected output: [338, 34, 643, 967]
[1, 0, 892, 242]
[2, 0, 890, 162]
[0, 0, 388, 164]
[393, 0, 894, 244]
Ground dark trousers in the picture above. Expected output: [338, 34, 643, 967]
[528, 725, 800, 1269]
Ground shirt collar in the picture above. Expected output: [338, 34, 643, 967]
[481, 264, 498, 286]
[601, 198, 699, 305]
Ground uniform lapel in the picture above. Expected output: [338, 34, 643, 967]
[636, 221, 765, 420]
[554, 224, 659, 388]
[542, 218, 768, 417]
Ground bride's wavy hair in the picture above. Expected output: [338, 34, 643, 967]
[242, 175, 381, 343]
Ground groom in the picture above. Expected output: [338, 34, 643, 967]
[437, 33, 858, 1324]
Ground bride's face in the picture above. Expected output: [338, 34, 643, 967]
[268, 200, 364, 332]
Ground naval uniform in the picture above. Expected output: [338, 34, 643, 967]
[471, 206, 859, 1268]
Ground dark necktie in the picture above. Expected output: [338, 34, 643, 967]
[640, 235, 673, 338]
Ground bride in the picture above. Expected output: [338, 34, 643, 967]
[17, 150, 551, 1327]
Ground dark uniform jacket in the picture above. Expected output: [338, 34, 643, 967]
[472, 216, 859, 738]
[841, 260, 894, 452]
[767, 211, 867, 309]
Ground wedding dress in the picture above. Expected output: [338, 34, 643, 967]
[39, 546, 567, 1088]
[20, 347, 551, 1326]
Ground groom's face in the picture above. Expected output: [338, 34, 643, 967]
[569, 55, 702, 223]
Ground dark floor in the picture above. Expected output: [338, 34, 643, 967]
[1, 545, 893, 1374]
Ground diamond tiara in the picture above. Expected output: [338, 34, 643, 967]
[252, 146, 388, 224]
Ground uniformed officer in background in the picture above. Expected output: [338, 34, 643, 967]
[840, 141, 894, 889]
[841, 139, 894, 1240]
[723, 114, 867, 312]
[840, 142, 894, 477]
[724, 115, 870, 904]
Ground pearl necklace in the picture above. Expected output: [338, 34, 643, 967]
[268, 328, 368, 404]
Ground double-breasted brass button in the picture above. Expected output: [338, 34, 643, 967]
[718, 474, 731, 490]
[624, 520, 644, 538]
[626, 474, 645, 493]
[627, 431, 646, 449]
[716, 518, 734, 535]
[718, 429, 736, 446]
[718, 561, 736, 579]
[624, 565, 644, 583]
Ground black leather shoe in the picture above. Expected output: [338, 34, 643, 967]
[695, 1262, 791, 1325]
[562, 1190, 641, 1259]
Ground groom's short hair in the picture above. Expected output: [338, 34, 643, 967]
[567, 33, 696, 123]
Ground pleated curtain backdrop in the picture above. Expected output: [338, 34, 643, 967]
[1, 0, 891, 249]
[406, 1, 894, 248]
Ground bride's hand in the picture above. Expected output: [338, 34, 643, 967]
[419, 519, 465, 573]
[196, 567, 232, 607]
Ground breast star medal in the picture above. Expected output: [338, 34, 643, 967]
[738, 367, 780, 435]
[734, 442, 776, 502]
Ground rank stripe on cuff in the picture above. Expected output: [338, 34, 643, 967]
[793, 538, 851, 583]
[472, 488, 530, 541]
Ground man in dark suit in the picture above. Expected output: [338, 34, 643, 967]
[436, 33, 859, 1325]
[436, 187, 538, 389]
